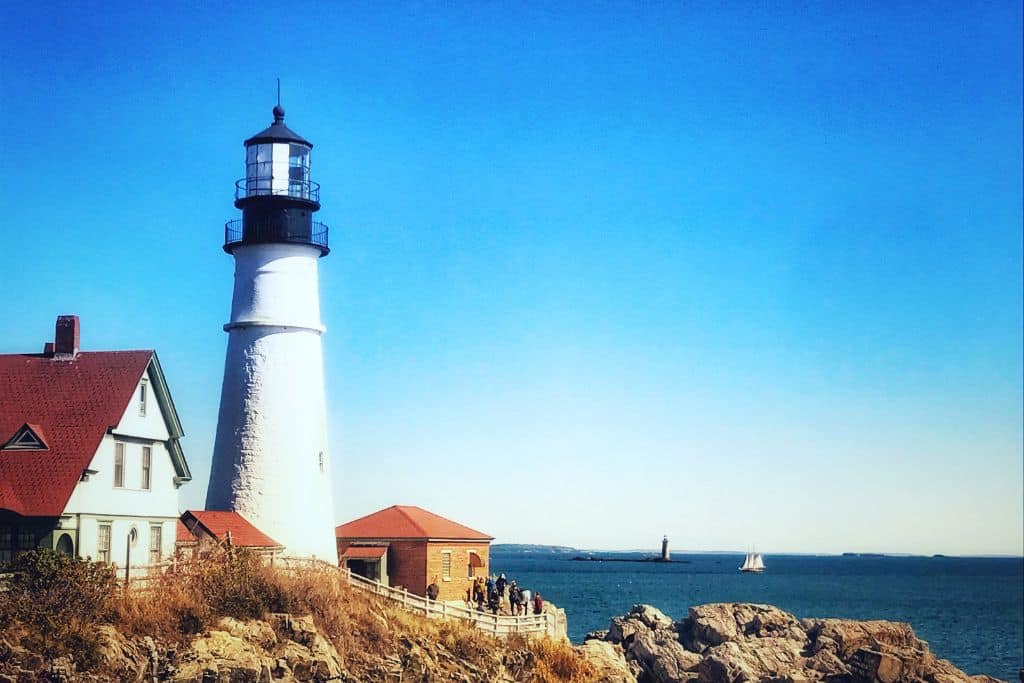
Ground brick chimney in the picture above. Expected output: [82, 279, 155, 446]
[53, 315, 80, 359]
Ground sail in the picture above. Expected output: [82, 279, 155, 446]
[751, 553, 765, 570]
[740, 553, 755, 570]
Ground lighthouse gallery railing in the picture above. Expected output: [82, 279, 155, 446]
[224, 219, 329, 251]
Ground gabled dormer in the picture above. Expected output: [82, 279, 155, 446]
[1, 423, 48, 451]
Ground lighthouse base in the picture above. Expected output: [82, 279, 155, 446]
[207, 324, 337, 561]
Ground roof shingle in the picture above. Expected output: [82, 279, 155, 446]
[335, 505, 493, 541]
[182, 510, 283, 549]
[0, 351, 153, 517]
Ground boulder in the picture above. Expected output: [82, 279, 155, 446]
[608, 616, 646, 645]
[175, 628, 268, 682]
[696, 639, 806, 683]
[849, 648, 902, 683]
[630, 629, 702, 682]
[682, 604, 805, 651]
[577, 640, 635, 683]
[804, 618, 919, 659]
[630, 604, 675, 631]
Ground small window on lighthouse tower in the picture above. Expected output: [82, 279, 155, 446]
[318, 451, 325, 473]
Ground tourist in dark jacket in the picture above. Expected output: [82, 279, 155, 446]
[487, 588, 500, 614]
[496, 573, 507, 597]
[426, 577, 439, 601]
[509, 581, 522, 615]
[533, 592, 543, 615]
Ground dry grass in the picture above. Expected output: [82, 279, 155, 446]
[3, 548, 596, 681]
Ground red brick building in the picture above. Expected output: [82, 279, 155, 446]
[336, 505, 492, 602]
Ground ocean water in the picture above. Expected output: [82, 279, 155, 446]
[490, 552, 1023, 681]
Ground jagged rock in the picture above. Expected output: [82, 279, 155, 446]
[577, 640, 634, 683]
[175, 628, 268, 682]
[585, 630, 610, 642]
[630, 604, 675, 631]
[542, 602, 570, 642]
[850, 647, 902, 683]
[581, 603, 1009, 683]
[631, 629, 702, 682]
[681, 603, 805, 651]
[608, 616, 646, 644]
[697, 638, 806, 683]
[804, 618, 919, 659]
[218, 618, 278, 650]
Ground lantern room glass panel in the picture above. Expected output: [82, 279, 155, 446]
[288, 144, 311, 199]
[246, 144, 275, 196]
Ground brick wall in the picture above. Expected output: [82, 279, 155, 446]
[426, 541, 490, 602]
[387, 540, 428, 595]
[336, 537, 492, 601]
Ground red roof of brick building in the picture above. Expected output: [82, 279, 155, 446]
[335, 505, 493, 541]
[0, 350, 154, 517]
[181, 510, 283, 549]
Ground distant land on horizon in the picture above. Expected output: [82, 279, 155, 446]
[489, 544, 1023, 559]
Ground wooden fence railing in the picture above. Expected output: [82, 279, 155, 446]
[340, 567, 556, 637]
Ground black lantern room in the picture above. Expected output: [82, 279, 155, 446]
[224, 104, 329, 255]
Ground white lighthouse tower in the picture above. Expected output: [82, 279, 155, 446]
[206, 103, 337, 560]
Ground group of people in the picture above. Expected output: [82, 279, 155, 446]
[470, 573, 543, 616]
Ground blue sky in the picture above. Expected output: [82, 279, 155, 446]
[1, 1, 1020, 555]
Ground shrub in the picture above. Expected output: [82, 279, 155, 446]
[0, 550, 116, 659]
[198, 548, 288, 619]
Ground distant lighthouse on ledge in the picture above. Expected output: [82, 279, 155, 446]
[661, 535, 670, 562]
[206, 102, 337, 560]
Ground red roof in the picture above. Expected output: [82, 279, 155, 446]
[336, 505, 493, 541]
[182, 510, 283, 549]
[0, 351, 154, 517]
[340, 546, 387, 559]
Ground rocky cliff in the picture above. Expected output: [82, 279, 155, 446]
[577, 603, 1006, 683]
[0, 610, 583, 682]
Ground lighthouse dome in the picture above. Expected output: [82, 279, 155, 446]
[244, 105, 313, 147]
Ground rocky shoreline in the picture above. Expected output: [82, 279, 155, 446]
[577, 602, 1007, 683]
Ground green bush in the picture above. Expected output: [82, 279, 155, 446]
[0, 549, 117, 659]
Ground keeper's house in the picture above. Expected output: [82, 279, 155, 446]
[336, 505, 492, 602]
[0, 316, 191, 566]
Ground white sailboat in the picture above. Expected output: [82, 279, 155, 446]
[739, 551, 766, 573]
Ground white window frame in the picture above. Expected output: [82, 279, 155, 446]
[441, 550, 452, 581]
[97, 523, 112, 563]
[148, 523, 162, 564]
[141, 446, 152, 490]
[113, 442, 125, 488]
[139, 379, 148, 416]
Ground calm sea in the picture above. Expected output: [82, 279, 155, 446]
[490, 552, 1023, 681]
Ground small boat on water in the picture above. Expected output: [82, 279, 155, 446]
[740, 552, 766, 573]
